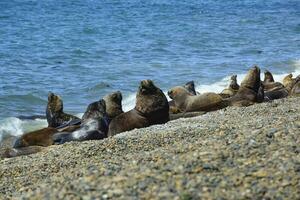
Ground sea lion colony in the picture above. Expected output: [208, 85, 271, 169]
[0, 65, 299, 158]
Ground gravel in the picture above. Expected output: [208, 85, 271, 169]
[0, 97, 299, 199]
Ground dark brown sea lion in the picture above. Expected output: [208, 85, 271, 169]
[103, 91, 124, 121]
[108, 80, 169, 137]
[46, 92, 80, 128]
[263, 70, 275, 83]
[225, 66, 263, 106]
[169, 81, 198, 114]
[220, 75, 240, 98]
[168, 87, 226, 112]
[53, 99, 109, 144]
[13, 127, 58, 148]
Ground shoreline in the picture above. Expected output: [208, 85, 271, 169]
[1, 97, 300, 199]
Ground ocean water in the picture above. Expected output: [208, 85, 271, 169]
[0, 0, 300, 140]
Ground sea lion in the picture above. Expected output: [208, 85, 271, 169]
[220, 75, 240, 98]
[46, 92, 80, 128]
[169, 81, 198, 114]
[263, 70, 274, 83]
[262, 70, 285, 92]
[225, 66, 263, 106]
[53, 99, 109, 144]
[103, 91, 124, 121]
[261, 70, 288, 100]
[108, 80, 169, 137]
[13, 127, 58, 148]
[282, 73, 296, 93]
[168, 87, 226, 112]
[290, 75, 300, 96]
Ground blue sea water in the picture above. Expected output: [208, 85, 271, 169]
[0, 0, 299, 139]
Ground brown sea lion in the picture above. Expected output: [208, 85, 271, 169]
[263, 70, 274, 83]
[53, 99, 109, 144]
[168, 87, 226, 112]
[169, 81, 198, 114]
[262, 70, 285, 92]
[46, 92, 80, 128]
[220, 75, 240, 98]
[108, 80, 169, 137]
[226, 66, 263, 106]
[13, 127, 58, 148]
[103, 91, 124, 121]
[282, 74, 296, 92]
[261, 70, 288, 100]
[290, 75, 300, 96]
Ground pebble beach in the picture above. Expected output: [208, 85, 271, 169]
[0, 96, 299, 199]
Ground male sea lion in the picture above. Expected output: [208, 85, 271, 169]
[168, 87, 226, 112]
[103, 91, 124, 121]
[46, 92, 80, 128]
[53, 99, 109, 144]
[226, 66, 263, 106]
[108, 80, 169, 137]
[220, 75, 240, 98]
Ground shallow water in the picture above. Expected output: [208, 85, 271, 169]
[0, 0, 299, 140]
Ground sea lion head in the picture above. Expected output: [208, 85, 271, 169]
[82, 99, 107, 122]
[168, 86, 191, 100]
[103, 91, 123, 119]
[103, 91, 122, 107]
[47, 92, 63, 113]
[135, 80, 169, 117]
[241, 65, 261, 93]
[264, 70, 274, 83]
[183, 81, 197, 95]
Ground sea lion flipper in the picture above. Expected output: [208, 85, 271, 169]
[56, 118, 81, 130]
[52, 132, 73, 144]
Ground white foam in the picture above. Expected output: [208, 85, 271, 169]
[122, 93, 136, 112]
